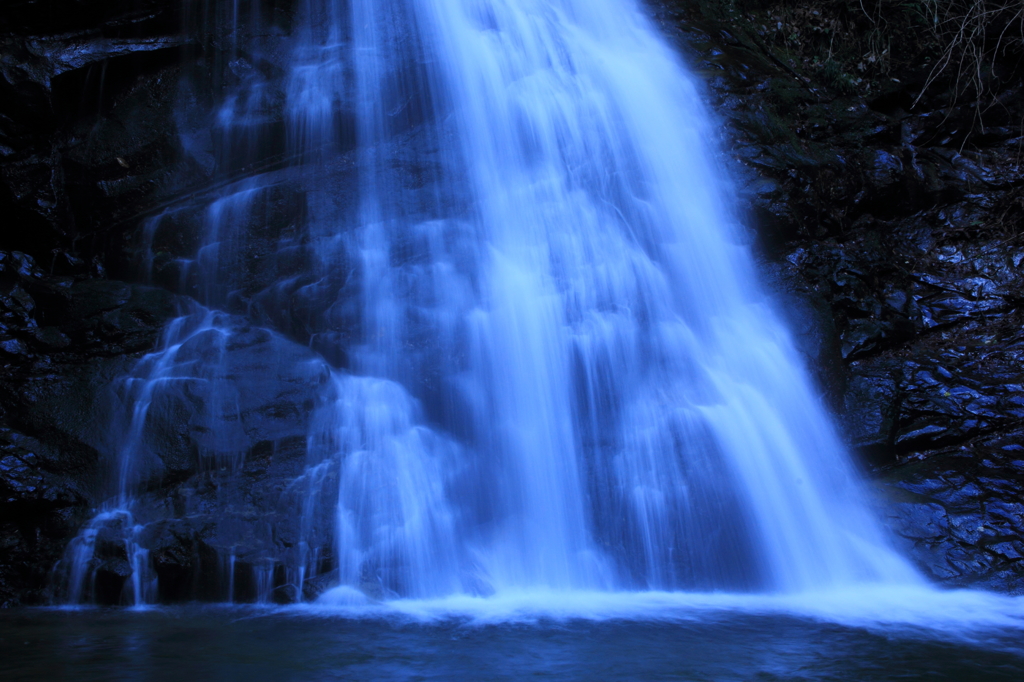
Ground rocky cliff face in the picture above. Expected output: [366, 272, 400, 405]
[1, 0, 344, 606]
[1, 0, 250, 606]
[654, 0, 1024, 590]
[1, 0, 1022, 605]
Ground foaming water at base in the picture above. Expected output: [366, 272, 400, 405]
[302, 587, 1024, 649]
[48, 586, 1023, 641]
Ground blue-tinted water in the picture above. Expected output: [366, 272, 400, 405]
[62, 0, 920, 609]
[43, 6, 1021, 679]
[2, 602, 1022, 681]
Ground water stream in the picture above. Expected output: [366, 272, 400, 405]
[52, 0, 1020, 648]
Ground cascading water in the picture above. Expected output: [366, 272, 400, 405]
[308, 0, 920, 595]
[57, 0, 921, 606]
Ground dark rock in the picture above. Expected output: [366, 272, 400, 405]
[115, 315, 332, 487]
[0, 247, 181, 604]
[32, 313, 342, 605]
[877, 431, 1024, 592]
[841, 369, 898, 457]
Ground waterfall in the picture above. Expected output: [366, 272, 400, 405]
[58, 0, 919, 606]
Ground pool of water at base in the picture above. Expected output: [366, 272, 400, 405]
[2, 602, 1022, 681]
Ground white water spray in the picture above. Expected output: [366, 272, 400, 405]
[301, 0, 919, 596]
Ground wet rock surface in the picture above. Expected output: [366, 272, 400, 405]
[0, 0, 309, 604]
[0, 250, 178, 606]
[877, 431, 1024, 591]
[0, 1, 191, 265]
[653, 0, 1024, 591]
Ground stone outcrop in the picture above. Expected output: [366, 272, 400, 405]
[0, 250, 178, 606]
[0, 0, 254, 605]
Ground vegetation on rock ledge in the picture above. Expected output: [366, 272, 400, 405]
[679, 1, 1024, 131]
